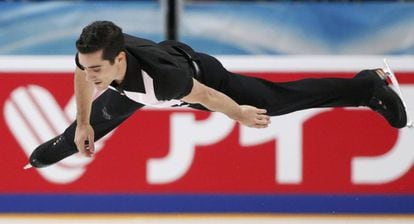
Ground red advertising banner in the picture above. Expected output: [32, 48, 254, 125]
[1, 70, 413, 194]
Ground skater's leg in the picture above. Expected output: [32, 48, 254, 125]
[63, 89, 144, 142]
[222, 73, 376, 116]
[196, 53, 373, 115]
[29, 89, 143, 167]
[196, 53, 407, 128]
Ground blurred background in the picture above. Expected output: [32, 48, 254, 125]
[0, 0, 414, 223]
[1, 0, 414, 55]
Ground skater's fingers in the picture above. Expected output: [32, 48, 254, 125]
[257, 108, 267, 114]
[75, 124, 95, 157]
[257, 114, 270, 121]
[255, 115, 270, 125]
[255, 119, 269, 126]
[253, 123, 269, 129]
[75, 136, 92, 157]
[87, 135, 95, 154]
[75, 138, 86, 155]
[83, 140, 92, 157]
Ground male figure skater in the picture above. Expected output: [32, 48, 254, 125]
[28, 21, 408, 168]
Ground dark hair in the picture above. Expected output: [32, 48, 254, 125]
[76, 21, 124, 64]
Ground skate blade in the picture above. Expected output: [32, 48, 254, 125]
[23, 163, 32, 170]
[383, 59, 413, 128]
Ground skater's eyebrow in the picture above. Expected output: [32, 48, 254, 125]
[81, 64, 102, 69]
[86, 65, 102, 69]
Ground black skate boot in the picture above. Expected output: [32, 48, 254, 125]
[28, 135, 78, 168]
[358, 66, 409, 129]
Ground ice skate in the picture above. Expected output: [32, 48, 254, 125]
[360, 61, 411, 129]
[28, 135, 78, 168]
[380, 59, 413, 128]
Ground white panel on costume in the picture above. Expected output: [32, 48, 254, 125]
[110, 70, 186, 108]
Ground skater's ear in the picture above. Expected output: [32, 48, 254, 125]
[115, 51, 126, 64]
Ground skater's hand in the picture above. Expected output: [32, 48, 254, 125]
[237, 105, 270, 128]
[74, 123, 95, 157]
[181, 79, 270, 128]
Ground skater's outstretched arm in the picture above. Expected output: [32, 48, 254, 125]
[73, 66, 96, 157]
[182, 78, 270, 128]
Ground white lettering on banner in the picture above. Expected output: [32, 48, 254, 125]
[240, 109, 329, 184]
[352, 86, 414, 184]
[148, 86, 414, 185]
[4, 85, 111, 184]
[147, 113, 235, 184]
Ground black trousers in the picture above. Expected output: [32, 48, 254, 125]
[33, 53, 377, 166]
[193, 53, 375, 115]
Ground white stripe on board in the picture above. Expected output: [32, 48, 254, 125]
[1, 55, 414, 72]
[0, 214, 413, 224]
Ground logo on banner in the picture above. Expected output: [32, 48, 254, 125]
[4, 85, 111, 184]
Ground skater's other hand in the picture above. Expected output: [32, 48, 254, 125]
[74, 123, 95, 157]
[238, 105, 270, 128]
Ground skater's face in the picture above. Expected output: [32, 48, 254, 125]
[78, 50, 126, 91]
